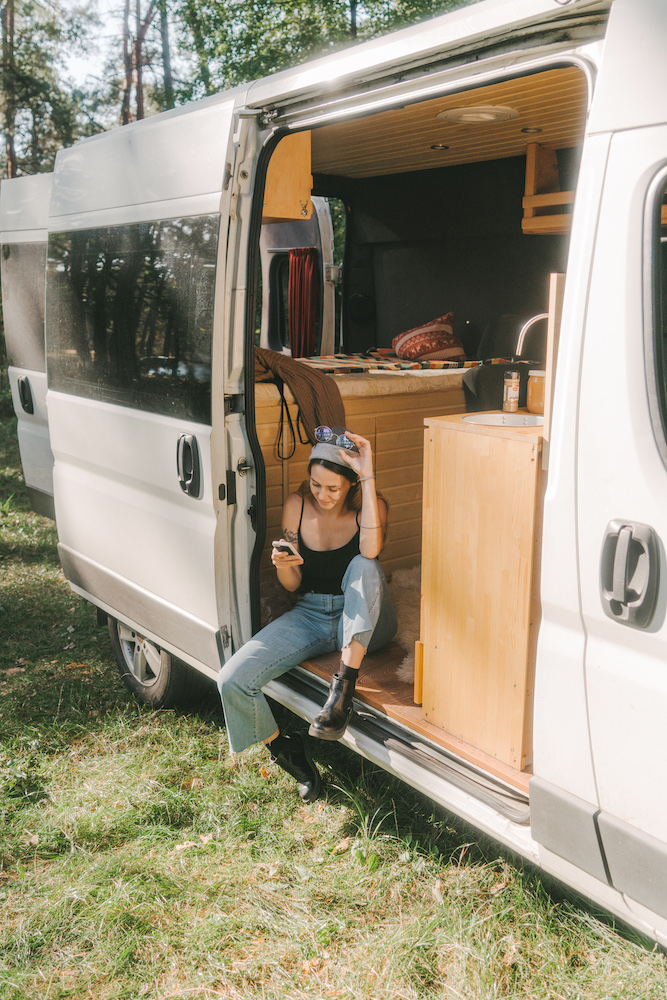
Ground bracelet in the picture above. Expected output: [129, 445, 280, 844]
[358, 476, 375, 482]
[360, 524, 381, 529]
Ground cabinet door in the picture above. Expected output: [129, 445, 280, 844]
[421, 421, 542, 769]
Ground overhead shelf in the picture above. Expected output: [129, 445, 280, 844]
[522, 142, 573, 235]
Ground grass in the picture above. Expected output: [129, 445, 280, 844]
[0, 411, 666, 999]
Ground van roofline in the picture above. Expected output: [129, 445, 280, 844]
[245, 0, 611, 111]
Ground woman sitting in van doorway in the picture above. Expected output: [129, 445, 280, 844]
[217, 427, 397, 802]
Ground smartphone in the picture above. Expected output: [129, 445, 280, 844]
[272, 539, 300, 557]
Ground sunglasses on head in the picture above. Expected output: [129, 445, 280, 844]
[314, 426, 357, 451]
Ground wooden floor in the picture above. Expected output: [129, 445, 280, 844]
[303, 642, 531, 794]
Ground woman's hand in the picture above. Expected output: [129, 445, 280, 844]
[271, 540, 304, 568]
[336, 432, 374, 481]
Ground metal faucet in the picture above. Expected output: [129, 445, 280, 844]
[515, 312, 548, 357]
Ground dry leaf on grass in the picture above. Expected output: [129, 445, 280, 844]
[330, 837, 352, 855]
[180, 776, 203, 790]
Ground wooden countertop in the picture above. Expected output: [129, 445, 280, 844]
[425, 410, 544, 443]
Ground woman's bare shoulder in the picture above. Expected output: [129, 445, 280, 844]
[283, 492, 304, 516]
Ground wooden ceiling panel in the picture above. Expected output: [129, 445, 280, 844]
[311, 67, 587, 178]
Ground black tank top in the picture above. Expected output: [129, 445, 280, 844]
[297, 499, 361, 594]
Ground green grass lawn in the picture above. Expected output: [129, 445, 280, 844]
[0, 413, 665, 999]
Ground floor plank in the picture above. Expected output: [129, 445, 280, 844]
[302, 642, 531, 794]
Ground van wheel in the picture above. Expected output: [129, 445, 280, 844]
[108, 618, 209, 708]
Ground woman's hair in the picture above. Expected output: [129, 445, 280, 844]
[298, 459, 387, 513]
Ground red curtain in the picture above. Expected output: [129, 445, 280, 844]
[288, 247, 319, 358]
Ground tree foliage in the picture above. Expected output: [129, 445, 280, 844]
[173, 0, 475, 98]
[0, 0, 93, 176]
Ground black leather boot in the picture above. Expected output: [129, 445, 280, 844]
[269, 732, 321, 802]
[308, 672, 357, 741]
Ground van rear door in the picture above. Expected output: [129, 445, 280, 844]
[576, 0, 667, 929]
[1, 174, 55, 518]
[45, 97, 241, 678]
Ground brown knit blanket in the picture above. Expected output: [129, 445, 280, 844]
[254, 348, 346, 459]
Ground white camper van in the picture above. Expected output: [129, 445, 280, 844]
[3, 0, 667, 944]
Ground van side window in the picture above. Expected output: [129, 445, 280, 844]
[0, 242, 47, 372]
[648, 177, 667, 463]
[268, 253, 290, 351]
[46, 215, 219, 424]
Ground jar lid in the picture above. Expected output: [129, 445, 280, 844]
[504, 370, 520, 378]
[528, 369, 546, 377]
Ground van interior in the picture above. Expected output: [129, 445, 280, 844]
[253, 63, 587, 793]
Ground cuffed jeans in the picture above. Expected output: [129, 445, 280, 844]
[217, 555, 397, 753]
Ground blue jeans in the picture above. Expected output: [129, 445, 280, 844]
[217, 555, 397, 753]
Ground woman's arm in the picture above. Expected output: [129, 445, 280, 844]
[358, 487, 387, 559]
[272, 492, 304, 592]
[337, 432, 387, 559]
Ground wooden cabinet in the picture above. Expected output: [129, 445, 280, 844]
[262, 132, 313, 224]
[419, 414, 544, 770]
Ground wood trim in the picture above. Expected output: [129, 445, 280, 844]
[543, 272, 566, 469]
[523, 190, 574, 209]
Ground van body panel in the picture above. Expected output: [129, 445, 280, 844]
[532, 134, 611, 804]
[58, 543, 222, 674]
[578, 123, 667, 841]
[0, 172, 52, 236]
[587, 0, 667, 136]
[49, 100, 237, 227]
[8, 368, 53, 498]
[246, 0, 610, 113]
[48, 392, 218, 622]
[1, 174, 55, 511]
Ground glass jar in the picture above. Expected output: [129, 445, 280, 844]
[502, 370, 520, 412]
[527, 370, 546, 414]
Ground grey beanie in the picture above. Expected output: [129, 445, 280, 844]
[309, 432, 359, 468]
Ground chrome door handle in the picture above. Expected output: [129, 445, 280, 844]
[600, 519, 659, 628]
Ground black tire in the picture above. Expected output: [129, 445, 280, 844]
[108, 617, 211, 708]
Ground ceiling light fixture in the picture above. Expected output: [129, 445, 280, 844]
[436, 105, 519, 124]
[430, 143, 450, 150]
[521, 127, 543, 134]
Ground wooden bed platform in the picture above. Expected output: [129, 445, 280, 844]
[301, 645, 532, 794]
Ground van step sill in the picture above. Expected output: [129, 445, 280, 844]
[283, 667, 530, 824]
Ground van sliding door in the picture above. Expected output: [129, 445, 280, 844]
[576, 0, 667, 932]
[45, 99, 241, 677]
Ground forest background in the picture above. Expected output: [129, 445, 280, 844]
[0, 0, 477, 410]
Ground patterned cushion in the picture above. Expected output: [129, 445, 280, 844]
[392, 312, 466, 362]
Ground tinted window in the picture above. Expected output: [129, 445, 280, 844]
[1, 241, 47, 371]
[46, 215, 219, 424]
[268, 253, 290, 351]
[648, 178, 667, 462]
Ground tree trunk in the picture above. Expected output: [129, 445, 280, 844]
[184, 0, 211, 95]
[135, 0, 144, 120]
[160, 1, 174, 109]
[121, 0, 133, 124]
[1, 0, 17, 177]
[350, 0, 357, 39]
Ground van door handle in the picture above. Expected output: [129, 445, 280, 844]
[176, 433, 201, 498]
[18, 376, 34, 414]
[600, 519, 659, 628]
